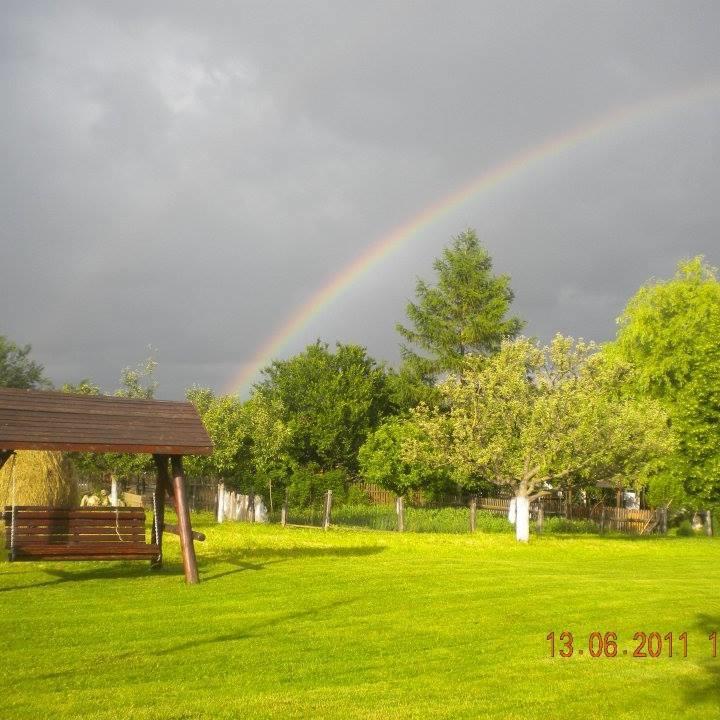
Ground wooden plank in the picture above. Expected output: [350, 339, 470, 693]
[4, 508, 145, 518]
[7, 531, 145, 541]
[11, 544, 159, 555]
[11, 554, 158, 561]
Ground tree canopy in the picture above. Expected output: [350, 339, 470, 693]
[396, 229, 523, 378]
[404, 336, 673, 540]
[256, 341, 393, 475]
[0, 335, 49, 389]
[611, 257, 720, 506]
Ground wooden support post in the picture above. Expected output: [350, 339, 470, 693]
[217, 483, 225, 523]
[469, 495, 477, 533]
[164, 523, 206, 542]
[151, 455, 169, 570]
[660, 506, 668, 535]
[323, 489, 333, 531]
[536, 503, 544, 535]
[600, 506, 607, 534]
[170, 455, 199, 584]
[396, 495, 405, 532]
[281, 488, 288, 527]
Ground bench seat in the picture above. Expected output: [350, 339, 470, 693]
[3, 506, 159, 562]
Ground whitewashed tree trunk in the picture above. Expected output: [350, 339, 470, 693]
[217, 483, 225, 523]
[515, 493, 530, 542]
[110, 476, 118, 506]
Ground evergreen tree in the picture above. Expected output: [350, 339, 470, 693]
[396, 229, 523, 377]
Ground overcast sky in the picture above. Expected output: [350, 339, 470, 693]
[2, 1, 719, 398]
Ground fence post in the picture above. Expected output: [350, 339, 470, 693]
[536, 503, 544, 535]
[217, 482, 225, 523]
[281, 488, 288, 526]
[396, 495, 405, 532]
[323, 489, 333, 531]
[248, 494, 256, 523]
[600, 506, 606, 534]
[469, 496, 477, 533]
[705, 510, 713, 536]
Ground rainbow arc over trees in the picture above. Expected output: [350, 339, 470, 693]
[227, 80, 720, 396]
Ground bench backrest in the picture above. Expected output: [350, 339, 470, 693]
[3, 506, 157, 560]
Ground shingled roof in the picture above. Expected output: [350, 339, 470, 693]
[0, 387, 212, 455]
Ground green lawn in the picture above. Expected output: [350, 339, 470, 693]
[1, 516, 720, 719]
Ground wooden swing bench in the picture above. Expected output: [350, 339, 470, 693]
[0, 388, 213, 583]
[3, 506, 159, 562]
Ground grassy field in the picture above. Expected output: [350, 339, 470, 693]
[1, 515, 720, 719]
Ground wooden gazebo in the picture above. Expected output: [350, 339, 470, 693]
[0, 387, 212, 583]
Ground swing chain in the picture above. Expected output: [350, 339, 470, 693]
[8, 452, 17, 561]
[152, 490, 160, 545]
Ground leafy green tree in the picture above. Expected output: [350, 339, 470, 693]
[115, 355, 158, 399]
[60, 379, 101, 396]
[256, 341, 392, 475]
[185, 388, 291, 506]
[0, 335, 50, 388]
[384, 365, 441, 415]
[396, 229, 524, 377]
[359, 416, 447, 496]
[406, 336, 673, 541]
[63, 356, 160, 487]
[611, 257, 720, 506]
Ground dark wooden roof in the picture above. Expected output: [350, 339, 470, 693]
[0, 388, 213, 455]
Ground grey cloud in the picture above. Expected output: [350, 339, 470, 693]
[1, 1, 719, 396]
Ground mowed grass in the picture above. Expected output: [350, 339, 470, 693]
[1, 515, 720, 719]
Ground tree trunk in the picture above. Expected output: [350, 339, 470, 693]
[515, 493, 530, 542]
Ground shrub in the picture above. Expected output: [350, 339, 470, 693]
[676, 519, 695, 537]
[540, 517, 598, 535]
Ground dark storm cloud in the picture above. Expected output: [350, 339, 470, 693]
[2, 1, 719, 396]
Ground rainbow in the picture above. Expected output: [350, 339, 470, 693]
[226, 79, 720, 396]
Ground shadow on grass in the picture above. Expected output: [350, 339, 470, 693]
[200, 559, 282, 583]
[0, 565, 157, 592]
[34, 597, 358, 681]
[204, 544, 386, 562]
[681, 614, 720, 706]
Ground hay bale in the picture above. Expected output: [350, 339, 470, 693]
[0, 451, 79, 508]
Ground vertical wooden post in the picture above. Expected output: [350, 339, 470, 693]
[323, 489, 333, 531]
[281, 488, 289, 527]
[600, 506, 606, 534]
[170, 455, 199, 584]
[469, 495, 477, 533]
[396, 495, 405, 532]
[661, 506, 668, 535]
[217, 482, 225, 523]
[536, 503, 545, 535]
[151, 455, 169, 570]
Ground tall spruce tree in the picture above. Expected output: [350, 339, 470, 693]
[396, 229, 524, 377]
